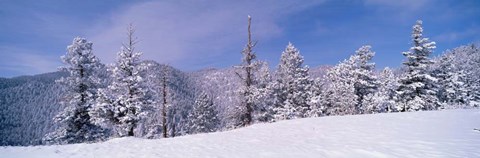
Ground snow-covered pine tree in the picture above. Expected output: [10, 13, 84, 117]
[361, 93, 380, 114]
[322, 58, 358, 115]
[396, 20, 438, 112]
[351, 45, 379, 114]
[308, 78, 326, 117]
[362, 67, 398, 113]
[44, 37, 107, 144]
[272, 42, 312, 120]
[320, 45, 377, 115]
[234, 15, 258, 127]
[379, 67, 399, 112]
[187, 92, 218, 134]
[252, 61, 275, 122]
[429, 44, 480, 107]
[461, 44, 480, 107]
[433, 54, 468, 108]
[93, 24, 153, 137]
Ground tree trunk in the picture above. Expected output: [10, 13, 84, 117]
[162, 67, 168, 138]
[244, 16, 254, 125]
[128, 126, 134, 136]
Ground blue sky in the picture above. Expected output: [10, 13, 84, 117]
[0, 0, 479, 77]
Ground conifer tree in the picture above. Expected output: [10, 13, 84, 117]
[322, 58, 358, 115]
[462, 44, 480, 106]
[272, 43, 312, 120]
[308, 78, 326, 117]
[396, 20, 438, 111]
[363, 68, 398, 113]
[379, 67, 399, 112]
[351, 46, 379, 114]
[252, 61, 275, 122]
[433, 54, 468, 107]
[45, 37, 107, 144]
[93, 24, 153, 137]
[188, 92, 218, 134]
[321, 45, 378, 115]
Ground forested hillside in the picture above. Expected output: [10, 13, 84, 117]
[0, 72, 66, 145]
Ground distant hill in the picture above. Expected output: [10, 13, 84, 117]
[0, 72, 67, 145]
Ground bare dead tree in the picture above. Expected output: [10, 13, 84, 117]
[235, 15, 258, 126]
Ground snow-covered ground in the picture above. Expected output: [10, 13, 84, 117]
[1, 109, 479, 158]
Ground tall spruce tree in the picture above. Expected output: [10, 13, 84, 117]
[272, 42, 312, 120]
[351, 45, 379, 114]
[44, 37, 107, 144]
[93, 24, 153, 137]
[396, 20, 438, 111]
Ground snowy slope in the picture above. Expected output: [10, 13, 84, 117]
[1, 109, 479, 158]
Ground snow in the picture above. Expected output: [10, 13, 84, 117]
[2, 109, 480, 158]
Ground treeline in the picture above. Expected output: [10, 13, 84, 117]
[43, 18, 480, 145]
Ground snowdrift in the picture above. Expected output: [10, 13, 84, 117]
[1, 109, 479, 158]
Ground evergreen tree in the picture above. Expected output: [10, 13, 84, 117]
[362, 68, 398, 113]
[322, 58, 358, 115]
[93, 24, 153, 137]
[430, 44, 480, 107]
[320, 45, 378, 115]
[308, 78, 326, 117]
[187, 92, 218, 134]
[379, 67, 399, 112]
[433, 54, 468, 107]
[396, 20, 438, 112]
[44, 37, 107, 144]
[351, 45, 379, 114]
[461, 44, 480, 107]
[252, 61, 275, 122]
[272, 42, 312, 120]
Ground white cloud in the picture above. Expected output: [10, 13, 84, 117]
[434, 27, 480, 43]
[364, 0, 431, 10]
[362, 0, 433, 24]
[87, 0, 324, 70]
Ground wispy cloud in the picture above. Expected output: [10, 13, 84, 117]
[363, 0, 431, 10]
[434, 27, 480, 43]
[87, 0, 325, 70]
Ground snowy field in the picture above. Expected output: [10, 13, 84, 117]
[1, 109, 479, 158]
